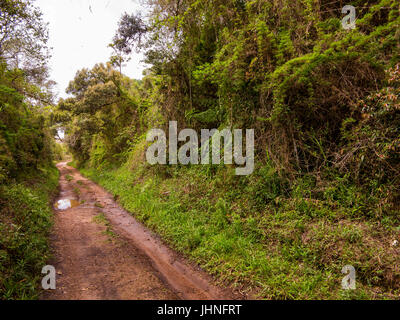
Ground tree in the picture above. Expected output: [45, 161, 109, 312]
[0, 0, 52, 102]
[112, 12, 147, 55]
[0, 1, 55, 181]
[60, 63, 142, 164]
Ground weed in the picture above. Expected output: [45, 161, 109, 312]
[73, 187, 81, 196]
[93, 213, 117, 240]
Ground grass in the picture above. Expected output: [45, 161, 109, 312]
[93, 212, 108, 225]
[79, 161, 399, 300]
[0, 165, 59, 300]
[73, 187, 81, 197]
[93, 213, 117, 240]
[67, 160, 78, 169]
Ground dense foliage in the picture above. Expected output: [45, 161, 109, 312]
[64, 0, 400, 216]
[0, 166, 58, 299]
[60, 0, 400, 299]
[58, 63, 145, 166]
[0, 0, 59, 300]
[0, 0, 56, 183]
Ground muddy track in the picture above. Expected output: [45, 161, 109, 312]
[42, 162, 236, 300]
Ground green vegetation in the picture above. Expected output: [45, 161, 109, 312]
[80, 155, 398, 299]
[94, 202, 105, 209]
[56, 0, 400, 299]
[73, 187, 81, 197]
[0, 166, 59, 299]
[93, 213, 117, 240]
[0, 0, 395, 300]
[0, 1, 61, 299]
[93, 212, 109, 225]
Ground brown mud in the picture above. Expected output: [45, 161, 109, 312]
[42, 162, 240, 300]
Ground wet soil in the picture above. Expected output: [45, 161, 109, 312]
[42, 162, 236, 300]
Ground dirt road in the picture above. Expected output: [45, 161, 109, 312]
[42, 162, 232, 300]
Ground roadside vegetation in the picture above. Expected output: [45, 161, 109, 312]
[59, 0, 400, 299]
[0, 1, 61, 299]
[1, 0, 398, 300]
[0, 167, 59, 299]
[80, 148, 399, 299]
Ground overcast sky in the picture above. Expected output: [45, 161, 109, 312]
[36, 0, 148, 99]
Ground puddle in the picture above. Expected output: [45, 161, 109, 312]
[55, 199, 80, 210]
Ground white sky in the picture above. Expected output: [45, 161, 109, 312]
[36, 0, 149, 99]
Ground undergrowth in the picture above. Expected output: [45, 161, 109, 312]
[0, 165, 59, 300]
[80, 161, 399, 300]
